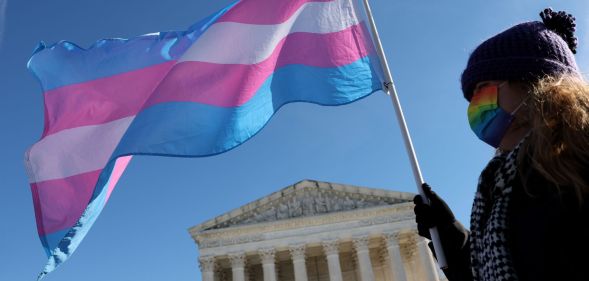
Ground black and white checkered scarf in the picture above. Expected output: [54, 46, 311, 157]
[469, 140, 525, 281]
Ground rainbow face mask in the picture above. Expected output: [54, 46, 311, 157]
[467, 84, 514, 148]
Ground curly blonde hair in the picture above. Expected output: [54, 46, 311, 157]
[518, 74, 589, 204]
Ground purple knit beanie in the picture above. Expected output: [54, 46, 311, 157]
[461, 8, 581, 101]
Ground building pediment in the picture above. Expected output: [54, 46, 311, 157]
[190, 179, 415, 233]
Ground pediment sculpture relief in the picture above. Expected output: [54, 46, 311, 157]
[209, 188, 407, 230]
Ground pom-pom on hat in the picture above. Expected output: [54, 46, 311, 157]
[461, 8, 581, 102]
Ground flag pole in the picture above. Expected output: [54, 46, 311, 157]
[360, 0, 448, 269]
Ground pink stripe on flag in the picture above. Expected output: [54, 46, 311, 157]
[146, 24, 373, 107]
[218, 0, 333, 24]
[105, 156, 132, 201]
[42, 61, 175, 137]
[40, 24, 372, 134]
[31, 170, 101, 235]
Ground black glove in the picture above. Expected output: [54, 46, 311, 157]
[414, 183, 473, 281]
[413, 183, 456, 239]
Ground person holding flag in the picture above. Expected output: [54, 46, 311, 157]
[414, 8, 589, 281]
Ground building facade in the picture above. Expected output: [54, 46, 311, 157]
[189, 180, 445, 281]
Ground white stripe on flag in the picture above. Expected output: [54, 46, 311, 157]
[179, 0, 359, 64]
[26, 116, 134, 183]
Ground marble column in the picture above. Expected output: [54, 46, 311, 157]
[289, 244, 308, 281]
[353, 236, 376, 281]
[259, 248, 277, 281]
[199, 255, 216, 281]
[416, 237, 440, 281]
[229, 252, 246, 281]
[322, 239, 343, 281]
[383, 233, 408, 281]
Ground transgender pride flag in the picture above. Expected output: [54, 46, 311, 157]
[25, 0, 384, 277]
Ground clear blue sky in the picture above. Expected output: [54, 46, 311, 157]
[0, 1, 587, 280]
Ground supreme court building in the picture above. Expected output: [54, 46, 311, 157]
[188, 180, 446, 281]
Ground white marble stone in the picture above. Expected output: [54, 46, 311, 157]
[416, 237, 440, 281]
[189, 179, 443, 281]
[199, 256, 216, 281]
[289, 244, 309, 281]
[383, 233, 408, 281]
[323, 239, 344, 281]
[259, 248, 277, 281]
[229, 252, 246, 281]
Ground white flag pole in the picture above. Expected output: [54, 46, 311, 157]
[360, 0, 448, 269]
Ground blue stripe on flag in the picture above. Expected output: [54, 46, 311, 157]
[27, 1, 239, 91]
[114, 55, 382, 157]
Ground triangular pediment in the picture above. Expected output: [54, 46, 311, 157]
[190, 180, 415, 232]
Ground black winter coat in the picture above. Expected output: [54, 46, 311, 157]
[435, 163, 589, 281]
